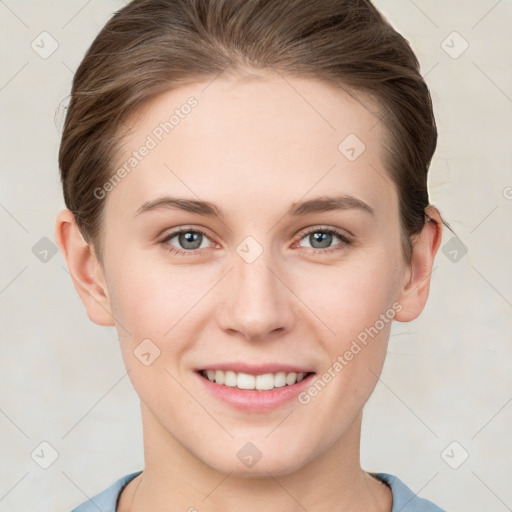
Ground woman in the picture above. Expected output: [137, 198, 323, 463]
[56, 0, 449, 510]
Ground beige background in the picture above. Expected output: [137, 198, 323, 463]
[1, 1, 511, 510]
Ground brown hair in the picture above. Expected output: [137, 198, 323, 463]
[59, 0, 446, 264]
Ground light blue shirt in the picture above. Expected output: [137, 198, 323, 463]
[71, 470, 448, 511]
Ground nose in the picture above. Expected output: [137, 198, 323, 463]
[217, 245, 296, 342]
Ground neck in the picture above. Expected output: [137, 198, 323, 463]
[118, 403, 392, 512]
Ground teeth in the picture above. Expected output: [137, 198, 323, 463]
[214, 370, 225, 385]
[274, 372, 287, 388]
[202, 370, 308, 390]
[224, 371, 237, 387]
[238, 373, 256, 389]
[286, 372, 297, 385]
[256, 373, 274, 390]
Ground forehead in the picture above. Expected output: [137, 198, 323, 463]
[106, 70, 396, 223]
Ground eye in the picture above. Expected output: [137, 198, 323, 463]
[160, 227, 214, 256]
[159, 226, 352, 257]
[295, 226, 352, 254]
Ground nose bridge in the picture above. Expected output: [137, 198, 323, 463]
[219, 238, 293, 340]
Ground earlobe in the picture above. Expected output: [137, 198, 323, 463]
[394, 206, 443, 322]
[54, 209, 115, 327]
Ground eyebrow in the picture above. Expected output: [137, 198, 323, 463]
[134, 194, 375, 219]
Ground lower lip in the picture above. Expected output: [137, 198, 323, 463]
[195, 371, 316, 412]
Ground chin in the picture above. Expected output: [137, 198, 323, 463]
[201, 446, 312, 478]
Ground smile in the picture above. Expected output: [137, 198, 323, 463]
[200, 369, 312, 391]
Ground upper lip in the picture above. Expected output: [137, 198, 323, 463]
[197, 363, 315, 375]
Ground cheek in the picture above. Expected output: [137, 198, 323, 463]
[105, 262, 201, 413]
[106, 256, 201, 333]
[299, 268, 395, 429]
[105, 258, 222, 389]
[296, 254, 399, 401]
[299, 256, 400, 341]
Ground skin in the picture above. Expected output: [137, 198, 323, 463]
[55, 69, 442, 512]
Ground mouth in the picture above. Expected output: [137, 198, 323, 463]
[198, 369, 315, 391]
[194, 366, 316, 411]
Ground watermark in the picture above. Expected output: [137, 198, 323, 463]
[93, 96, 199, 200]
[31, 31, 59, 59]
[236, 236, 264, 264]
[32, 236, 58, 263]
[441, 31, 469, 60]
[298, 301, 402, 405]
[441, 441, 469, 469]
[338, 133, 366, 162]
[237, 442, 263, 468]
[442, 235, 468, 263]
[134, 338, 161, 366]
[503, 186, 512, 200]
[31, 441, 59, 469]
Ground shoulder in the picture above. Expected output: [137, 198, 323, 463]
[370, 472, 449, 512]
[70, 471, 143, 512]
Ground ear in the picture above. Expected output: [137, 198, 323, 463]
[54, 208, 115, 326]
[394, 205, 443, 322]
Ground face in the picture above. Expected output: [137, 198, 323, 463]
[96, 70, 409, 476]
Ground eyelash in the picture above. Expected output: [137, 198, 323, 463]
[159, 226, 352, 256]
